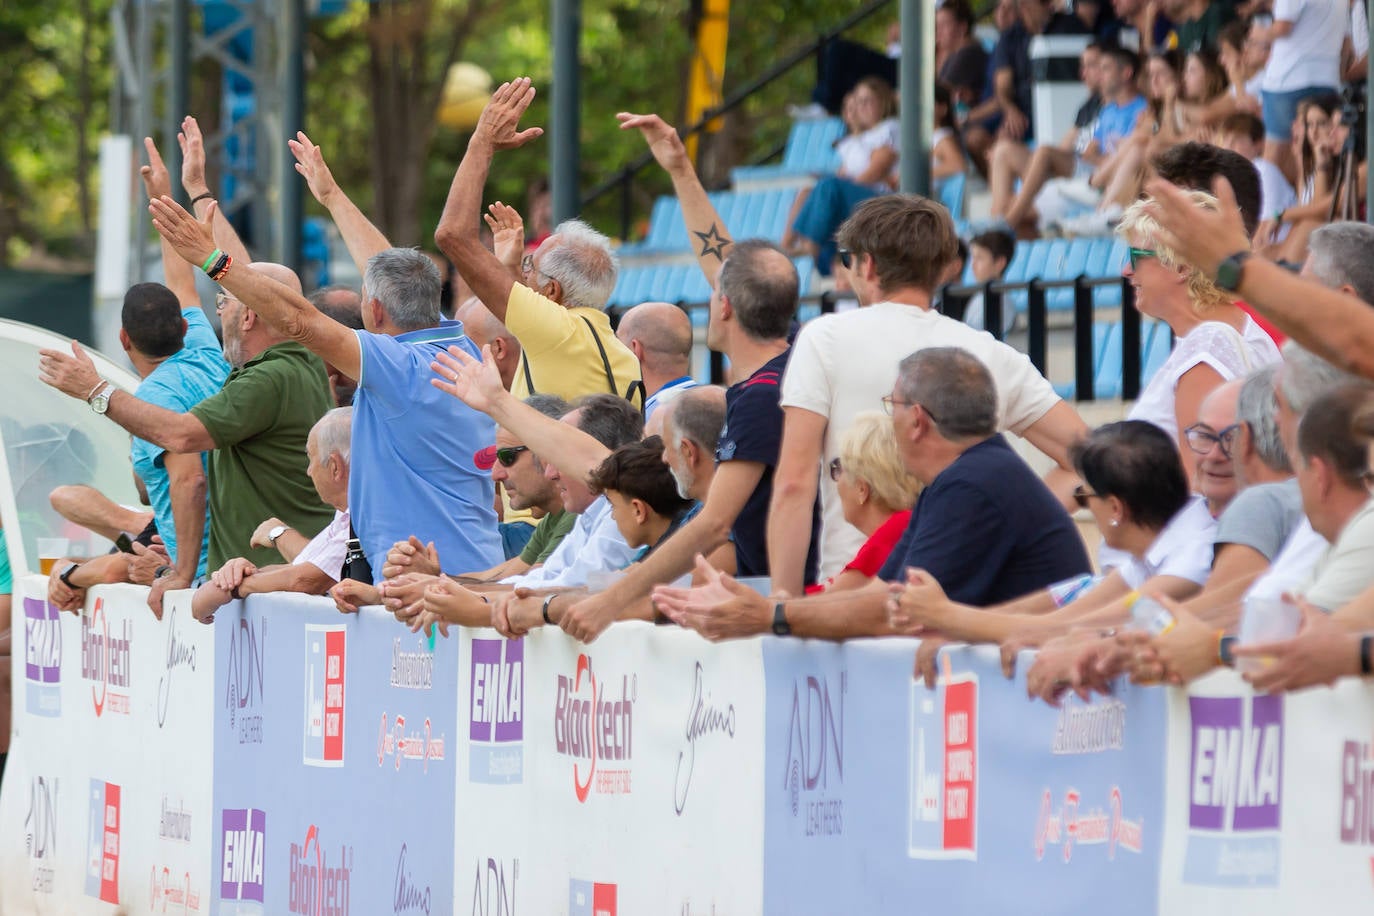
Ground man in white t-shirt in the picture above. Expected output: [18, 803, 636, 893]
[767, 194, 1091, 595]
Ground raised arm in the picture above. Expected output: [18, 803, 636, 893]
[1146, 176, 1374, 380]
[139, 137, 200, 309]
[431, 344, 611, 482]
[148, 195, 362, 380]
[618, 112, 734, 285]
[288, 131, 391, 274]
[434, 78, 544, 323]
[178, 116, 251, 266]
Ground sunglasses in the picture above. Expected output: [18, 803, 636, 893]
[1128, 246, 1157, 271]
[495, 446, 529, 467]
[838, 248, 854, 270]
[829, 457, 843, 482]
[1073, 485, 1099, 510]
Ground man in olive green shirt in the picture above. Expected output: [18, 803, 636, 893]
[37, 262, 333, 571]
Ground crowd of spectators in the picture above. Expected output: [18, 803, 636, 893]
[6, 3, 1374, 802]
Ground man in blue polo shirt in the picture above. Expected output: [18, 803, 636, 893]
[145, 194, 503, 580]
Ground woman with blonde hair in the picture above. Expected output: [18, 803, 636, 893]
[807, 411, 921, 594]
[1117, 190, 1282, 484]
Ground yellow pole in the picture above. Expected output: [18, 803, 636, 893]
[685, 0, 730, 163]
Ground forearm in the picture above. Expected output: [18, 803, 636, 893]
[323, 190, 391, 275]
[487, 394, 610, 483]
[167, 464, 207, 581]
[218, 261, 317, 343]
[787, 584, 893, 640]
[105, 393, 215, 453]
[435, 139, 499, 299]
[766, 473, 818, 598]
[662, 159, 734, 284]
[241, 564, 334, 597]
[1235, 258, 1374, 378]
[430, 589, 494, 627]
[160, 235, 201, 308]
[463, 557, 530, 581]
[1184, 572, 1258, 628]
[273, 529, 311, 563]
[601, 513, 731, 608]
[68, 553, 134, 588]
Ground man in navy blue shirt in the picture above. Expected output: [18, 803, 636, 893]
[653, 347, 1089, 640]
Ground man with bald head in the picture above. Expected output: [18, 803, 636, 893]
[616, 301, 698, 420]
[455, 296, 523, 391]
[39, 258, 335, 571]
[308, 285, 364, 405]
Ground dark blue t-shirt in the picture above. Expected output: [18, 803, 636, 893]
[991, 13, 1092, 136]
[716, 349, 820, 584]
[878, 435, 1090, 606]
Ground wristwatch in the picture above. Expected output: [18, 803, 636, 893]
[1214, 251, 1251, 292]
[1217, 634, 1238, 668]
[267, 525, 289, 546]
[772, 601, 792, 637]
[88, 380, 115, 415]
[58, 562, 80, 589]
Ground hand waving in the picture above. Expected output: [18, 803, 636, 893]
[139, 137, 174, 202]
[474, 78, 544, 151]
[288, 131, 341, 208]
[617, 112, 690, 174]
[484, 201, 526, 274]
[149, 195, 218, 268]
[177, 115, 210, 196]
[430, 343, 506, 415]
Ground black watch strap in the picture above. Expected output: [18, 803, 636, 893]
[1218, 634, 1238, 668]
[1214, 250, 1252, 292]
[772, 600, 791, 636]
[58, 562, 81, 589]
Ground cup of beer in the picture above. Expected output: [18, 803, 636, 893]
[36, 538, 68, 576]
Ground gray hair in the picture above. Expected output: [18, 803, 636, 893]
[1307, 222, 1374, 306]
[524, 393, 571, 420]
[1237, 366, 1291, 473]
[362, 248, 442, 332]
[668, 385, 727, 452]
[896, 347, 999, 440]
[570, 393, 643, 449]
[307, 285, 364, 330]
[537, 220, 619, 310]
[1280, 340, 1363, 416]
[717, 240, 799, 340]
[311, 407, 353, 464]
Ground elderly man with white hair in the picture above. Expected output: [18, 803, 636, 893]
[435, 78, 641, 403]
[190, 407, 355, 621]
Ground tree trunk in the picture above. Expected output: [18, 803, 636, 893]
[365, 0, 497, 246]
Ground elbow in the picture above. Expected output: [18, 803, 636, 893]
[435, 223, 475, 261]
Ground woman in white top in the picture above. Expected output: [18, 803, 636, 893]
[782, 76, 901, 275]
[1117, 191, 1282, 488]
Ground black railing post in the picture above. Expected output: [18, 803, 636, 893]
[1121, 278, 1142, 401]
[820, 290, 837, 315]
[1073, 276, 1095, 402]
[1026, 280, 1048, 373]
[984, 282, 1004, 342]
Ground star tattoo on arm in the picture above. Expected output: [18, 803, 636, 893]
[694, 223, 732, 261]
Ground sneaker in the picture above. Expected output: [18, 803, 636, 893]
[1057, 207, 1122, 238]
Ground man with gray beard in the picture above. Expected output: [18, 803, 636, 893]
[39, 260, 334, 570]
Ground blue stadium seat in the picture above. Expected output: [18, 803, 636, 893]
[938, 172, 967, 220]
[731, 118, 845, 187]
[1056, 318, 1168, 400]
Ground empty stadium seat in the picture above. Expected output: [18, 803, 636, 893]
[1055, 318, 1170, 400]
[731, 118, 845, 188]
[938, 171, 967, 220]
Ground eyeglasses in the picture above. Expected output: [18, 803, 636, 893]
[520, 254, 535, 277]
[881, 395, 942, 426]
[495, 446, 529, 467]
[214, 291, 239, 313]
[1073, 485, 1100, 510]
[1128, 246, 1157, 271]
[837, 249, 853, 270]
[829, 457, 844, 482]
[1184, 422, 1243, 458]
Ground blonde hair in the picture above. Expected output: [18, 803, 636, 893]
[838, 412, 922, 511]
[1118, 190, 1233, 313]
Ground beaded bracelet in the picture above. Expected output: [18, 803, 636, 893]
[200, 248, 224, 274]
[208, 254, 233, 282]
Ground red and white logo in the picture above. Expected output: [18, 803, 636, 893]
[82, 598, 132, 717]
[554, 654, 636, 801]
[304, 626, 346, 766]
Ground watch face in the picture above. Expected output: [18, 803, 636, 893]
[91, 394, 109, 414]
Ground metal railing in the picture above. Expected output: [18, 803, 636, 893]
[582, 0, 895, 240]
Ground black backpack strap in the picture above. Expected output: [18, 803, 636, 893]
[520, 353, 536, 395]
[579, 316, 620, 396]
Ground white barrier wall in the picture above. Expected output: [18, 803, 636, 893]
[2, 577, 1373, 915]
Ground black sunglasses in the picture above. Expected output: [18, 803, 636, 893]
[495, 446, 529, 467]
[1073, 485, 1099, 510]
[838, 248, 854, 270]
[829, 457, 843, 482]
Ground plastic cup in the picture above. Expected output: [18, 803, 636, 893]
[1236, 595, 1303, 674]
[36, 538, 68, 576]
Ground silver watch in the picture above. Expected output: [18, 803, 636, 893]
[268, 525, 288, 545]
[88, 381, 115, 415]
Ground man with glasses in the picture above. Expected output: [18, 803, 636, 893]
[434, 79, 640, 404]
[767, 193, 1090, 598]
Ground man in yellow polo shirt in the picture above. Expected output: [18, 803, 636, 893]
[435, 77, 641, 404]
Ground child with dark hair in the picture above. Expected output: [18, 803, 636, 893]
[963, 228, 1017, 334]
[588, 436, 696, 561]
